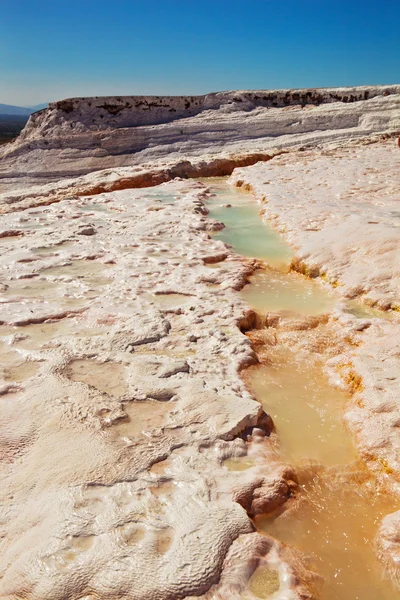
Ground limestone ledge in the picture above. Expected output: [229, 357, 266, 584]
[0, 151, 282, 214]
[0, 85, 399, 193]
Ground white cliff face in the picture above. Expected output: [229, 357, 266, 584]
[0, 85, 400, 192]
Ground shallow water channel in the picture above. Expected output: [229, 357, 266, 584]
[205, 179, 400, 600]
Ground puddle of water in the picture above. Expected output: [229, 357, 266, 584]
[204, 181, 292, 269]
[18, 221, 47, 231]
[3, 361, 40, 382]
[42, 260, 113, 287]
[345, 299, 396, 321]
[79, 203, 111, 213]
[116, 400, 170, 438]
[2, 279, 59, 298]
[0, 319, 101, 349]
[68, 535, 95, 552]
[243, 269, 334, 316]
[258, 469, 400, 600]
[17, 321, 74, 346]
[244, 348, 356, 467]
[147, 293, 194, 307]
[0, 343, 23, 365]
[31, 242, 75, 255]
[224, 457, 255, 471]
[146, 188, 178, 205]
[66, 359, 127, 397]
[0, 341, 41, 382]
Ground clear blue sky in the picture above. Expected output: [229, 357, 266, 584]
[1, 0, 399, 106]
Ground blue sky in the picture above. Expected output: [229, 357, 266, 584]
[1, 0, 399, 105]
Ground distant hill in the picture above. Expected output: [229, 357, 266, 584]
[0, 103, 33, 116]
[29, 103, 48, 112]
[0, 102, 48, 116]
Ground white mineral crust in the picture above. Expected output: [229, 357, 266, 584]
[0, 182, 305, 600]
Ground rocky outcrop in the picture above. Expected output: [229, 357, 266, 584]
[0, 85, 399, 194]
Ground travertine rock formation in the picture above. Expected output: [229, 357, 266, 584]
[0, 85, 399, 194]
[1, 86, 400, 599]
[230, 140, 400, 309]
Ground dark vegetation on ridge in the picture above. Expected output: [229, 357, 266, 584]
[0, 115, 29, 145]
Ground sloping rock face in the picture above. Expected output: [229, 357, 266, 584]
[0, 85, 399, 193]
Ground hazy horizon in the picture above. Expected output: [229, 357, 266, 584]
[1, 0, 399, 106]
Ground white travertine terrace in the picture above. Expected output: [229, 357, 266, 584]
[1, 86, 400, 598]
[230, 141, 400, 309]
[0, 85, 399, 196]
